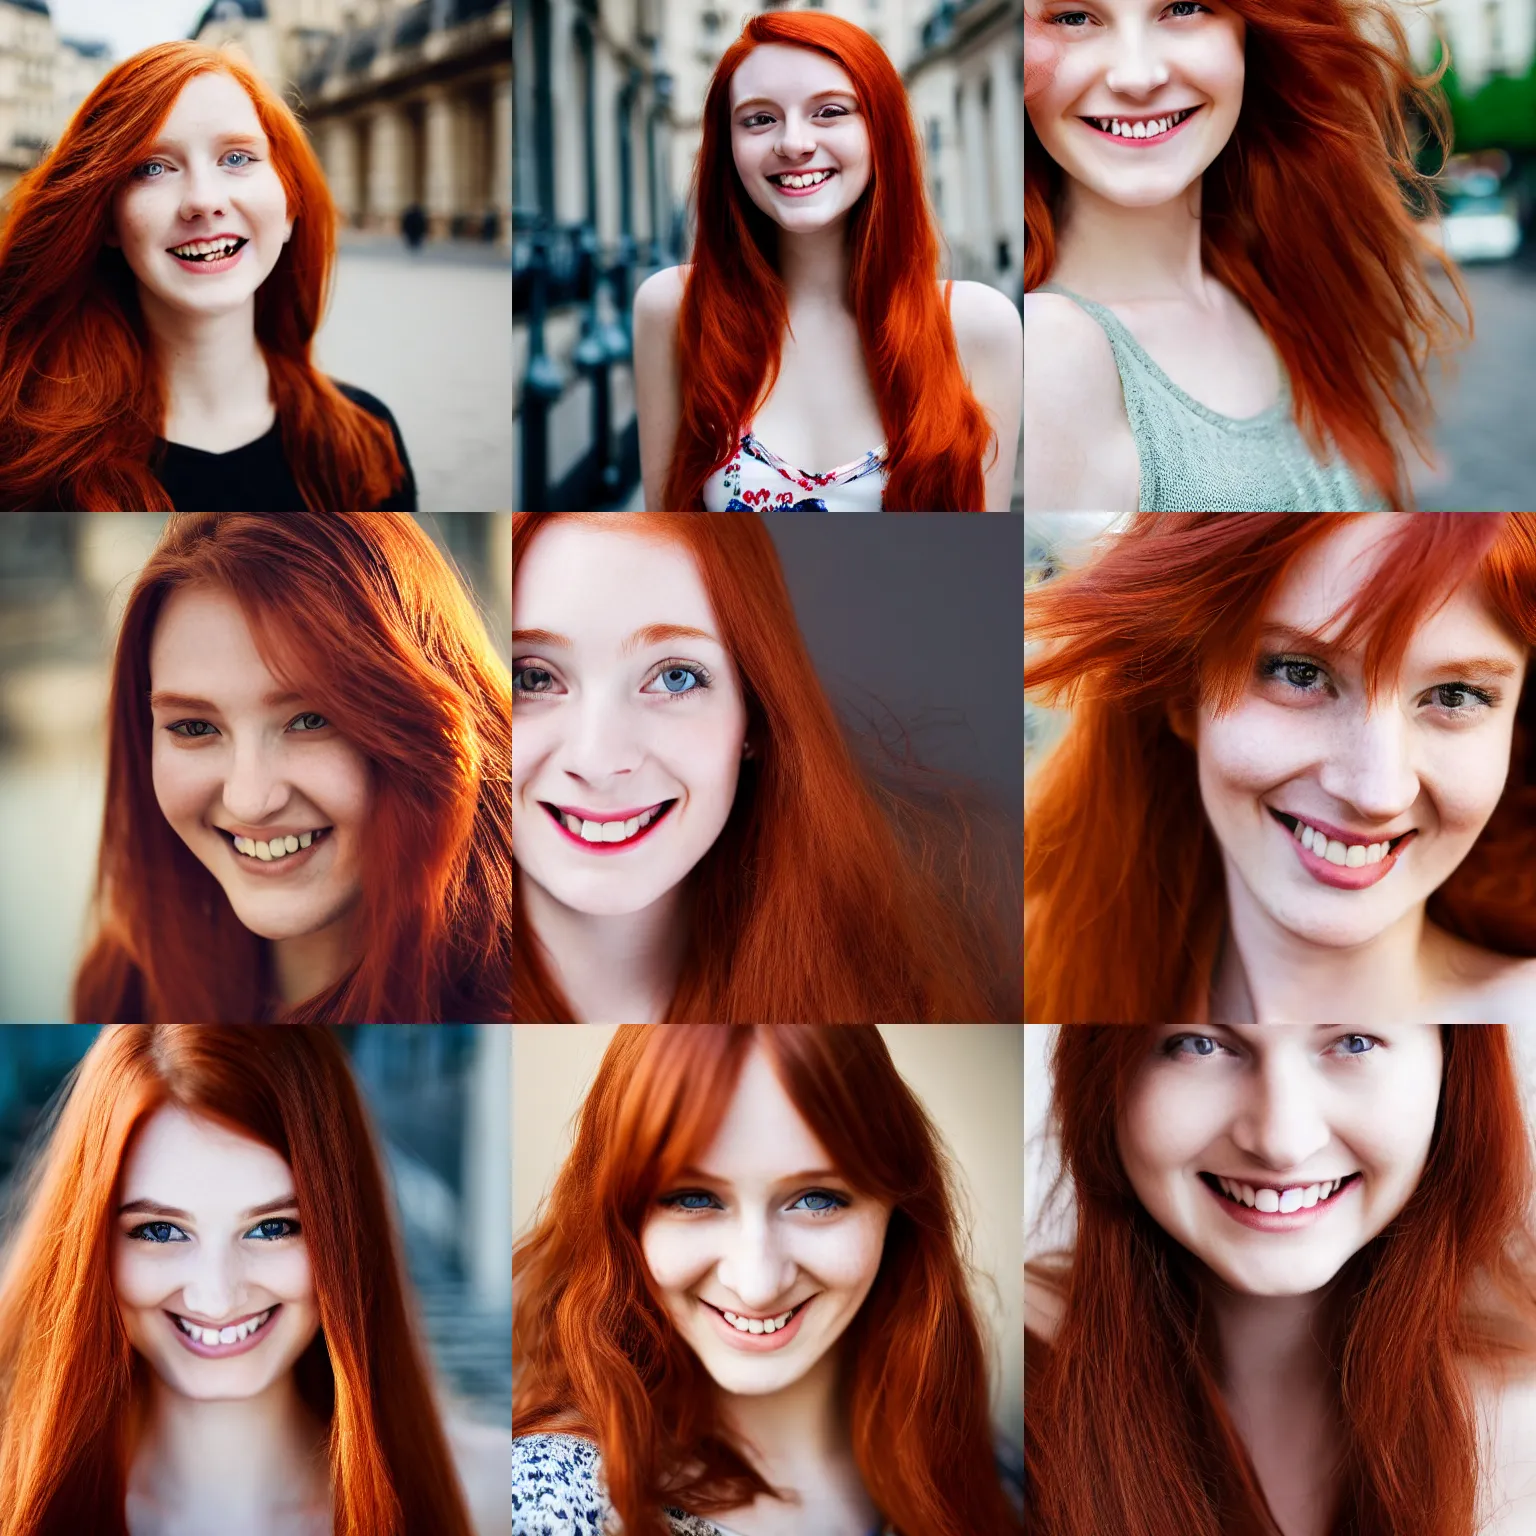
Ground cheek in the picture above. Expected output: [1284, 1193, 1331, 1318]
[1197, 711, 1288, 804]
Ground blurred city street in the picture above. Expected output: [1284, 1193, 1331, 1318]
[318, 243, 513, 513]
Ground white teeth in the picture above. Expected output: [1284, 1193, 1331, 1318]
[563, 805, 666, 843]
[1294, 818, 1394, 867]
[1217, 1175, 1348, 1211]
[233, 829, 326, 860]
[775, 170, 831, 188]
[721, 1305, 795, 1333]
[298, 831, 312, 848]
[171, 238, 241, 260]
[178, 1307, 272, 1346]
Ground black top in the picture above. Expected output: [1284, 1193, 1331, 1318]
[153, 382, 417, 512]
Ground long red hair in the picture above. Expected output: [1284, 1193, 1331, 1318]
[74, 513, 513, 1024]
[0, 1024, 475, 1536]
[1024, 0, 1472, 509]
[514, 1023, 1022, 1536]
[512, 512, 1019, 1023]
[662, 12, 994, 511]
[1024, 513, 1536, 1024]
[0, 42, 405, 511]
[1026, 1023, 1536, 1536]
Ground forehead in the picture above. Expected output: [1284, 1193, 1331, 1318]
[1264, 518, 1527, 667]
[514, 522, 720, 645]
[119, 1105, 293, 1205]
[149, 585, 277, 690]
[697, 1045, 834, 1179]
[154, 70, 265, 141]
[729, 43, 856, 108]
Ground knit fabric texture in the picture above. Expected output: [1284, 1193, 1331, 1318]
[1040, 284, 1390, 512]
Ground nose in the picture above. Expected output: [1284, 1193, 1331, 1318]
[1103, 23, 1172, 96]
[714, 1211, 796, 1311]
[179, 1245, 244, 1322]
[773, 112, 817, 159]
[221, 739, 291, 827]
[178, 161, 228, 223]
[1229, 1049, 1332, 1174]
[1316, 703, 1420, 829]
[556, 695, 642, 786]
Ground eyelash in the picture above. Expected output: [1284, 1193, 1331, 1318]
[1049, 2, 1211, 25]
[740, 106, 850, 128]
[1258, 654, 1499, 716]
[126, 1217, 301, 1244]
[511, 660, 715, 702]
[165, 712, 329, 740]
[657, 1188, 849, 1217]
[133, 150, 256, 179]
[1161, 1033, 1382, 1062]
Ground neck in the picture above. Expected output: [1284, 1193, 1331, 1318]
[130, 1367, 330, 1517]
[776, 220, 853, 318]
[1214, 872, 1444, 1024]
[140, 290, 271, 430]
[519, 867, 689, 1024]
[1206, 1276, 1337, 1409]
[1052, 173, 1210, 304]
[271, 907, 360, 1009]
[716, 1347, 854, 1484]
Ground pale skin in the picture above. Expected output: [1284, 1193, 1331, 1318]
[108, 71, 294, 455]
[635, 43, 1022, 511]
[639, 1044, 893, 1536]
[512, 523, 750, 1024]
[1026, 1025, 1536, 1536]
[1024, 0, 1286, 511]
[1178, 517, 1536, 1025]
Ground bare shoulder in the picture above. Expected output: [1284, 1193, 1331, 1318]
[1479, 955, 1536, 1024]
[633, 263, 691, 322]
[1433, 929, 1536, 1023]
[1025, 1268, 1067, 1346]
[447, 1416, 512, 1536]
[1024, 290, 1120, 404]
[946, 278, 1024, 357]
[1467, 1358, 1536, 1528]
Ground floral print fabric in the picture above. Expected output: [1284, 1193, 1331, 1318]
[702, 432, 888, 512]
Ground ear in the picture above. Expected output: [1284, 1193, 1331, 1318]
[283, 217, 294, 245]
[1166, 702, 1196, 747]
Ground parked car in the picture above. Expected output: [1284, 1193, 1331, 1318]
[1425, 172, 1523, 263]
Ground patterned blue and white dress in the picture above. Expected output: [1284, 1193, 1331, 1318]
[701, 432, 888, 512]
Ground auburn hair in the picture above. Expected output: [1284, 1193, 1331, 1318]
[512, 512, 1020, 1023]
[0, 1024, 475, 1536]
[74, 513, 513, 1025]
[514, 1023, 1022, 1536]
[0, 41, 405, 511]
[1024, 512, 1536, 1024]
[1025, 1022, 1536, 1536]
[1024, 0, 1472, 510]
[662, 12, 995, 512]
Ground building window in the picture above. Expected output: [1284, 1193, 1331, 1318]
[702, 8, 720, 32]
[928, 117, 941, 153]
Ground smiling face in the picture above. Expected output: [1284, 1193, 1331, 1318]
[148, 584, 371, 946]
[512, 522, 750, 919]
[1119, 1026, 1443, 1297]
[109, 71, 293, 324]
[113, 1105, 321, 1401]
[729, 43, 872, 234]
[1189, 517, 1530, 950]
[1026, 0, 1245, 209]
[640, 1044, 892, 1397]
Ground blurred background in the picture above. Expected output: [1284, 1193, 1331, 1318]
[0, 1023, 511, 1426]
[513, 1023, 1023, 1448]
[0, 512, 511, 1025]
[513, 0, 1025, 511]
[0, 0, 512, 511]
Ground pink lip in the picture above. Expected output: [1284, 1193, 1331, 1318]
[1203, 1174, 1359, 1232]
[1080, 105, 1202, 147]
[166, 1303, 280, 1359]
[222, 826, 333, 877]
[553, 802, 668, 821]
[1271, 808, 1414, 848]
[540, 799, 676, 855]
[1269, 809, 1415, 892]
[701, 1295, 814, 1352]
[770, 169, 837, 197]
[168, 237, 248, 273]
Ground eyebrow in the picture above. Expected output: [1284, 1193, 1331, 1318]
[512, 624, 721, 656]
[148, 689, 306, 713]
[734, 89, 857, 112]
[675, 1166, 844, 1185]
[143, 132, 267, 153]
[1258, 626, 1522, 682]
[117, 1194, 299, 1221]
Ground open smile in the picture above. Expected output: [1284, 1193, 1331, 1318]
[1199, 1171, 1361, 1231]
[167, 1303, 280, 1358]
[768, 168, 837, 196]
[540, 798, 676, 854]
[700, 1295, 815, 1351]
[1079, 104, 1203, 145]
[1268, 807, 1415, 891]
[167, 236, 249, 272]
[215, 825, 334, 876]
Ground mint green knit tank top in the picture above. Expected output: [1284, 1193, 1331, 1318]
[1041, 284, 1389, 512]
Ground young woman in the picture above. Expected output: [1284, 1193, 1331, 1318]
[0, 42, 415, 511]
[512, 512, 1020, 1024]
[1025, 1022, 1536, 1536]
[634, 11, 1022, 512]
[1024, 512, 1536, 1023]
[512, 1023, 1023, 1536]
[73, 513, 512, 1025]
[1024, 0, 1470, 512]
[0, 1024, 506, 1536]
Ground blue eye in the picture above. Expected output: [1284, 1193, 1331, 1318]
[223, 150, 253, 168]
[246, 1217, 300, 1240]
[133, 160, 167, 180]
[791, 1190, 848, 1216]
[128, 1221, 190, 1243]
[645, 663, 712, 698]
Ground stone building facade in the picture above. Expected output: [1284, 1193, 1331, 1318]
[0, 0, 107, 202]
[193, 0, 511, 244]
